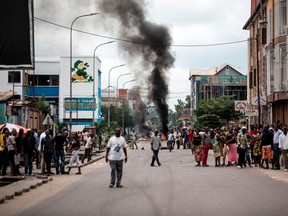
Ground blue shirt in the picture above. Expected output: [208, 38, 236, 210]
[273, 129, 282, 145]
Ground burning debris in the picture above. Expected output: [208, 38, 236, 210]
[97, 0, 175, 135]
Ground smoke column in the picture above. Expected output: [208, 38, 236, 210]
[97, 0, 175, 134]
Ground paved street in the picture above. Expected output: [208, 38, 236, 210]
[2, 140, 288, 216]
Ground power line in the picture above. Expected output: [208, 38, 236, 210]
[34, 17, 248, 47]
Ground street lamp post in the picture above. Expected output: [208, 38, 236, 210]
[69, 12, 99, 136]
[108, 64, 125, 128]
[116, 73, 131, 108]
[92, 41, 115, 126]
[255, 35, 261, 128]
[122, 79, 135, 132]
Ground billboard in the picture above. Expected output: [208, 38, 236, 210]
[0, 0, 34, 69]
[64, 98, 97, 111]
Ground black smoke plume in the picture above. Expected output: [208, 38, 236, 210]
[97, 0, 175, 134]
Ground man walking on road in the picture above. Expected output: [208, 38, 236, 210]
[105, 128, 128, 188]
[150, 129, 162, 167]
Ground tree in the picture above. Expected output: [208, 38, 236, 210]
[35, 95, 50, 114]
[194, 96, 241, 129]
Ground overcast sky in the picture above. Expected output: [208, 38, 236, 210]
[34, 0, 251, 110]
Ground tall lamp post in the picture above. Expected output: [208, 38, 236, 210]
[122, 79, 135, 132]
[69, 12, 99, 136]
[116, 73, 131, 108]
[92, 41, 115, 126]
[256, 35, 261, 127]
[108, 64, 125, 128]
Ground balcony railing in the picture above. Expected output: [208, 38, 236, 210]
[27, 86, 59, 97]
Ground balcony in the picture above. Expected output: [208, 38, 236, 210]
[27, 86, 59, 97]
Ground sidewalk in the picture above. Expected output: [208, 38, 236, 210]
[0, 148, 105, 205]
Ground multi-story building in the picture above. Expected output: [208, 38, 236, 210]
[0, 56, 103, 131]
[244, 0, 288, 126]
[189, 64, 247, 121]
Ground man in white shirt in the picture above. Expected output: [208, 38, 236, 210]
[273, 125, 282, 170]
[150, 129, 162, 166]
[279, 126, 288, 172]
[105, 128, 128, 188]
[82, 133, 94, 163]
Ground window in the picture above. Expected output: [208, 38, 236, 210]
[38, 75, 50, 86]
[8, 71, 21, 83]
[279, 0, 287, 35]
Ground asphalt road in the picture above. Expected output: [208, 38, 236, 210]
[14, 141, 288, 216]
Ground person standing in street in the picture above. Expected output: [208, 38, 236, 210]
[82, 133, 94, 164]
[193, 129, 202, 166]
[236, 126, 249, 169]
[150, 129, 162, 167]
[0, 127, 7, 172]
[273, 125, 282, 170]
[2, 129, 17, 176]
[23, 130, 36, 175]
[53, 132, 67, 174]
[14, 128, 23, 175]
[67, 132, 82, 175]
[130, 130, 138, 150]
[41, 130, 54, 176]
[105, 128, 128, 188]
[261, 126, 274, 169]
[201, 127, 211, 167]
[279, 126, 288, 172]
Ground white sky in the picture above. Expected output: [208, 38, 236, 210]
[34, 0, 251, 110]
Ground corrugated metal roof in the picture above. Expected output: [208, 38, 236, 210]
[0, 91, 14, 102]
[189, 64, 246, 78]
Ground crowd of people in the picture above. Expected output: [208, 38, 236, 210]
[165, 124, 288, 171]
[0, 126, 96, 177]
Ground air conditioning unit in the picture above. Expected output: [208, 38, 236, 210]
[285, 80, 288, 91]
[280, 26, 287, 35]
[280, 81, 286, 91]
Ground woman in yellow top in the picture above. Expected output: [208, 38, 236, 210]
[0, 126, 8, 172]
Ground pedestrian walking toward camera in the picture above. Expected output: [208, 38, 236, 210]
[67, 132, 82, 175]
[279, 126, 288, 172]
[150, 129, 162, 167]
[105, 128, 128, 188]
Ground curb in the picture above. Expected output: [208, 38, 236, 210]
[0, 155, 105, 205]
[0, 177, 53, 205]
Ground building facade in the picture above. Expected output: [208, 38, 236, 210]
[189, 64, 247, 121]
[244, 0, 288, 126]
[59, 56, 102, 132]
[0, 56, 102, 131]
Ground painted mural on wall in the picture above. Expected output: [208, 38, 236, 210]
[71, 60, 93, 83]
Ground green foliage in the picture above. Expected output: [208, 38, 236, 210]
[194, 96, 241, 128]
[100, 101, 133, 141]
[35, 95, 50, 113]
